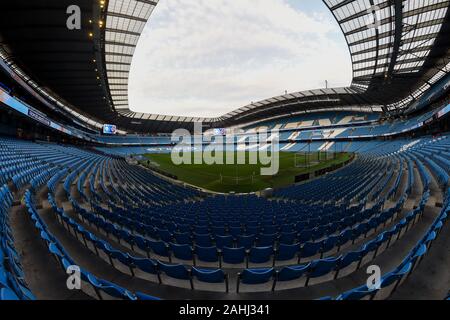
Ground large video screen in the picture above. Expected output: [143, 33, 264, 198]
[438, 104, 450, 118]
[103, 124, 117, 135]
[213, 128, 226, 136]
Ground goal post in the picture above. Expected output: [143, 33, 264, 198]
[294, 151, 336, 168]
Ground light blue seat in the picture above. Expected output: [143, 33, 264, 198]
[0, 287, 20, 300]
[135, 291, 161, 300]
[336, 286, 376, 300]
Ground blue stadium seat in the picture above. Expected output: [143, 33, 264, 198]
[215, 235, 234, 249]
[191, 267, 229, 292]
[299, 241, 322, 262]
[170, 243, 194, 263]
[222, 247, 246, 265]
[247, 246, 273, 267]
[273, 264, 311, 290]
[305, 257, 340, 286]
[195, 245, 220, 267]
[158, 262, 193, 289]
[237, 268, 275, 293]
[275, 243, 300, 263]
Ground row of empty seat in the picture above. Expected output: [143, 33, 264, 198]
[1, 132, 449, 299]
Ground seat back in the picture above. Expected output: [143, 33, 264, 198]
[240, 268, 274, 284]
[192, 267, 225, 283]
[276, 243, 300, 261]
[222, 247, 246, 264]
[158, 262, 191, 280]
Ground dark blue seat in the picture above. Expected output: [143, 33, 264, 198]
[118, 229, 134, 248]
[211, 226, 226, 236]
[215, 235, 234, 249]
[257, 233, 277, 246]
[237, 234, 256, 250]
[87, 274, 136, 300]
[170, 243, 194, 263]
[336, 286, 376, 300]
[237, 268, 275, 293]
[158, 261, 193, 289]
[95, 238, 112, 258]
[337, 229, 353, 250]
[247, 246, 273, 267]
[109, 249, 135, 276]
[156, 228, 173, 243]
[361, 239, 381, 260]
[129, 257, 160, 282]
[298, 229, 312, 242]
[410, 244, 427, 271]
[222, 246, 246, 265]
[279, 232, 296, 245]
[262, 225, 278, 234]
[274, 263, 310, 290]
[195, 245, 220, 267]
[134, 236, 150, 257]
[194, 233, 213, 247]
[174, 232, 192, 245]
[305, 257, 340, 286]
[178, 224, 191, 233]
[374, 262, 412, 299]
[321, 235, 339, 256]
[275, 243, 300, 263]
[148, 240, 171, 261]
[246, 226, 260, 235]
[229, 227, 242, 238]
[280, 223, 294, 233]
[195, 226, 209, 234]
[299, 241, 322, 262]
[317, 296, 333, 300]
[191, 267, 229, 292]
[48, 242, 65, 267]
[312, 225, 327, 240]
[334, 251, 362, 279]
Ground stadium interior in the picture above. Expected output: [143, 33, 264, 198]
[0, 0, 449, 302]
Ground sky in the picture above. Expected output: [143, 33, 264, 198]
[128, 0, 352, 118]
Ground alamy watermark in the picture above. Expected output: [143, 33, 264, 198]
[367, 265, 381, 290]
[170, 123, 280, 176]
[66, 265, 81, 290]
[66, 5, 81, 30]
[366, 5, 382, 30]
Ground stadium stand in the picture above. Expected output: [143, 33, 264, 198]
[0, 130, 448, 299]
[0, 0, 449, 303]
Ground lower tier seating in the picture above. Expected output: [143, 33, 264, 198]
[0, 134, 449, 300]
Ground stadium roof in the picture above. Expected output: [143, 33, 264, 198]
[0, 0, 449, 133]
[324, 0, 450, 111]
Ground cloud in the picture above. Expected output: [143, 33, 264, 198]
[128, 0, 352, 118]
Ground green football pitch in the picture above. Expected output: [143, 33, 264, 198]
[141, 152, 352, 193]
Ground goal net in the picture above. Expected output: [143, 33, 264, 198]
[295, 151, 335, 168]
